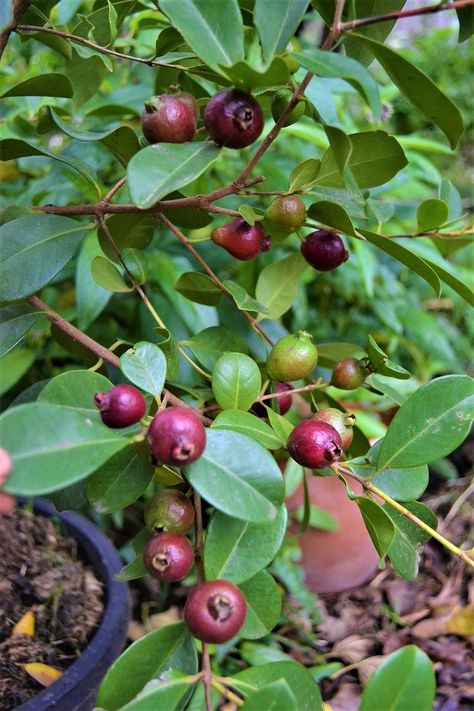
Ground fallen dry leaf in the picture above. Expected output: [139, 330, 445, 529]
[327, 635, 374, 664]
[24, 662, 62, 687]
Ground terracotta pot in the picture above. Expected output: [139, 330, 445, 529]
[286, 474, 380, 594]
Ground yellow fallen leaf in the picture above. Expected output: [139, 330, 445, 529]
[11, 610, 35, 637]
[323, 704, 334, 711]
[447, 605, 474, 637]
[24, 663, 63, 687]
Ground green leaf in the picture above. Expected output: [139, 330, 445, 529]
[114, 555, 148, 582]
[0, 139, 100, 194]
[377, 375, 474, 470]
[98, 213, 155, 263]
[255, 0, 308, 66]
[239, 204, 257, 226]
[75, 233, 111, 330]
[360, 645, 435, 711]
[0, 348, 35, 396]
[416, 198, 449, 232]
[120, 341, 167, 398]
[120, 672, 195, 711]
[314, 131, 407, 189]
[295, 49, 380, 117]
[356, 497, 395, 558]
[419, 256, 474, 308]
[457, 4, 474, 42]
[0, 215, 90, 301]
[186, 326, 248, 371]
[128, 142, 220, 210]
[122, 248, 146, 285]
[159, 0, 244, 74]
[239, 570, 282, 639]
[360, 230, 440, 296]
[354, 35, 464, 149]
[255, 253, 307, 320]
[96, 623, 197, 711]
[386, 502, 438, 580]
[185, 429, 284, 523]
[37, 370, 113, 420]
[224, 57, 290, 92]
[174, 272, 222, 306]
[223, 280, 270, 314]
[212, 352, 261, 411]
[204, 506, 287, 583]
[288, 159, 321, 192]
[212, 410, 282, 450]
[317, 342, 363, 368]
[351, 440, 429, 502]
[87, 447, 154, 514]
[308, 200, 357, 236]
[266, 406, 294, 445]
[233, 661, 323, 711]
[241, 680, 297, 711]
[1, 403, 128, 495]
[91, 256, 132, 292]
[293, 504, 338, 531]
[0, 305, 43, 358]
[2, 73, 73, 98]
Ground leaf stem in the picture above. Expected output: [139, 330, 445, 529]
[211, 677, 244, 707]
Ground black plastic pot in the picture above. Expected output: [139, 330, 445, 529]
[16, 498, 130, 711]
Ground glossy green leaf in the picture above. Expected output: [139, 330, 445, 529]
[255, 253, 307, 320]
[355, 35, 464, 149]
[240, 570, 282, 640]
[98, 213, 155, 263]
[37, 370, 113, 420]
[241, 680, 297, 711]
[351, 440, 429, 501]
[0, 215, 91, 301]
[360, 645, 435, 711]
[0, 139, 99, 193]
[128, 142, 220, 209]
[185, 429, 285, 522]
[356, 497, 395, 558]
[2, 73, 73, 98]
[223, 280, 270, 314]
[91, 256, 132, 292]
[114, 555, 147, 582]
[96, 623, 197, 711]
[288, 158, 321, 192]
[1, 403, 128, 495]
[416, 198, 449, 232]
[266, 406, 294, 445]
[255, 0, 308, 65]
[174, 272, 222, 306]
[239, 204, 257, 226]
[360, 230, 441, 296]
[212, 410, 282, 449]
[457, 4, 474, 42]
[386, 502, 438, 580]
[186, 326, 247, 371]
[87, 447, 154, 514]
[317, 342, 363, 368]
[160, 0, 244, 73]
[120, 672, 195, 711]
[224, 57, 290, 91]
[233, 661, 323, 711]
[204, 506, 287, 582]
[419, 256, 474, 307]
[377, 375, 474, 470]
[308, 201, 357, 236]
[0, 348, 35, 396]
[75, 233, 111, 330]
[0, 305, 43, 358]
[212, 352, 261, 411]
[314, 131, 407, 189]
[294, 504, 338, 531]
[122, 248, 146, 285]
[120, 341, 167, 398]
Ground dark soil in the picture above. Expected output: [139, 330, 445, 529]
[0, 509, 104, 710]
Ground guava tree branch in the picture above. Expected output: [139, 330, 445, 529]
[340, 0, 474, 33]
[0, 0, 33, 59]
[334, 464, 474, 569]
[25, 294, 212, 422]
[15, 24, 186, 69]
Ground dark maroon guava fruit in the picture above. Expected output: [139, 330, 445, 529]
[94, 384, 146, 428]
[184, 579, 247, 643]
[204, 89, 264, 149]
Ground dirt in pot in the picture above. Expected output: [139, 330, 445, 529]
[0, 509, 104, 710]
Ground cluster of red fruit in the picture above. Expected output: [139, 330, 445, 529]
[141, 86, 350, 270]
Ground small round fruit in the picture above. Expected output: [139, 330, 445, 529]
[144, 490, 195, 535]
[143, 532, 194, 582]
[253, 381, 293, 418]
[287, 420, 343, 469]
[266, 331, 318, 382]
[266, 195, 306, 230]
[211, 218, 271, 260]
[141, 89, 198, 144]
[184, 580, 247, 644]
[0, 493, 16, 516]
[301, 229, 349, 271]
[271, 89, 306, 127]
[204, 89, 264, 149]
[94, 385, 146, 429]
[148, 407, 206, 467]
[312, 408, 356, 450]
[331, 357, 367, 390]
